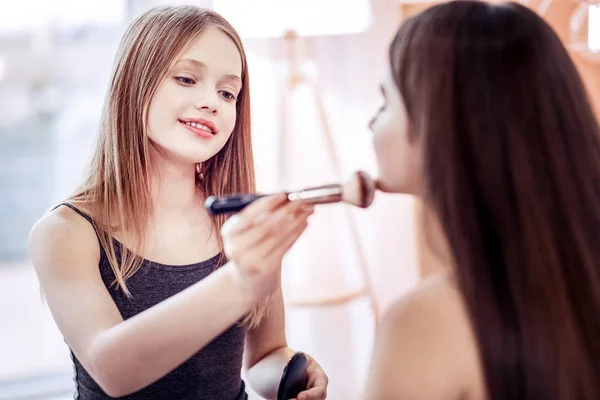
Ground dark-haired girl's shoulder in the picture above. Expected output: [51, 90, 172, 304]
[364, 272, 487, 399]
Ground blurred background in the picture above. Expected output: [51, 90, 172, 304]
[0, 0, 598, 399]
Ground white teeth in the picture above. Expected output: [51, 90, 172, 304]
[184, 121, 212, 133]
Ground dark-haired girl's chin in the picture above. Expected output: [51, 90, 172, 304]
[376, 180, 420, 196]
[375, 179, 397, 194]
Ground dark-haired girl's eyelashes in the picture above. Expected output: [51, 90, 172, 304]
[368, 104, 386, 130]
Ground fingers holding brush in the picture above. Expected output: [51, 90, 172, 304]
[244, 197, 310, 245]
[221, 195, 314, 300]
[221, 193, 288, 236]
[261, 203, 313, 258]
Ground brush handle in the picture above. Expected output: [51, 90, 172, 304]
[205, 194, 266, 215]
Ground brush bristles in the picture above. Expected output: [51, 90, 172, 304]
[341, 171, 376, 208]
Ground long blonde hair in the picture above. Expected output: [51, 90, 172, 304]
[68, 5, 268, 328]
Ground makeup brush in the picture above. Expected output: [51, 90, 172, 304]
[204, 170, 377, 215]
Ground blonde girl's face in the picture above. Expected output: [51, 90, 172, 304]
[146, 27, 243, 166]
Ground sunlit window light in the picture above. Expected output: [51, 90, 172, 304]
[590, 5, 600, 52]
[0, 0, 125, 33]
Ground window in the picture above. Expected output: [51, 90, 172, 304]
[590, 5, 600, 52]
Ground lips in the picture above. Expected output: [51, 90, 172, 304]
[178, 118, 218, 135]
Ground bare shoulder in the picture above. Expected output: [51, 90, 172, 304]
[365, 273, 486, 400]
[28, 204, 126, 381]
[384, 273, 469, 340]
[28, 204, 101, 279]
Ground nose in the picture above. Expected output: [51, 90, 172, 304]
[194, 88, 219, 114]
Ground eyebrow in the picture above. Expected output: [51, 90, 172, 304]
[174, 58, 242, 84]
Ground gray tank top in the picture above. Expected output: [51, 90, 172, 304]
[58, 204, 248, 400]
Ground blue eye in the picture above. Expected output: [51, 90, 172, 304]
[175, 76, 195, 85]
[219, 90, 236, 101]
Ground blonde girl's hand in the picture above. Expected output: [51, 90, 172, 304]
[221, 194, 313, 300]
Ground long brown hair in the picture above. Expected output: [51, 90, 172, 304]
[68, 6, 267, 327]
[390, 1, 600, 398]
